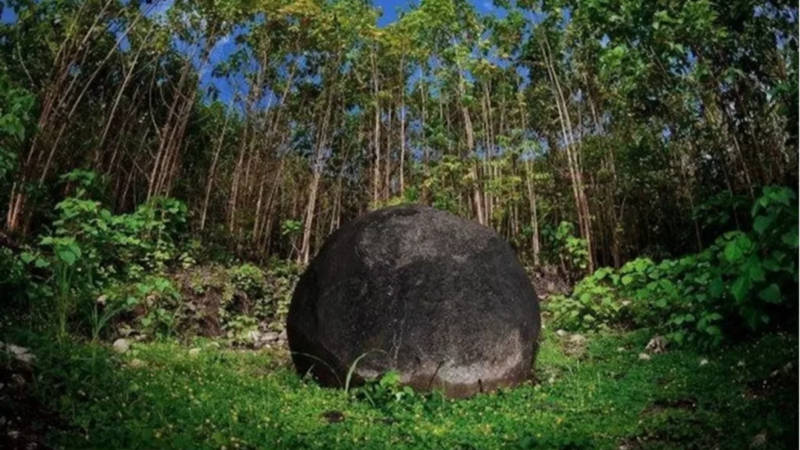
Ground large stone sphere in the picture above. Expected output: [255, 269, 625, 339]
[287, 204, 540, 397]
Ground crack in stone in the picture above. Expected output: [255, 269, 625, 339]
[427, 360, 446, 391]
[392, 296, 409, 365]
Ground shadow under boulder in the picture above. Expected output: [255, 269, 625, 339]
[287, 204, 540, 398]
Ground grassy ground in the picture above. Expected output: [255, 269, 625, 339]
[2, 328, 797, 450]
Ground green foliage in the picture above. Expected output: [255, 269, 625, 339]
[14, 172, 190, 337]
[545, 266, 626, 332]
[223, 261, 301, 334]
[134, 275, 183, 339]
[281, 219, 302, 238]
[421, 155, 470, 215]
[547, 187, 798, 347]
[693, 190, 749, 232]
[542, 221, 589, 280]
[0, 72, 35, 182]
[7, 328, 796, 449]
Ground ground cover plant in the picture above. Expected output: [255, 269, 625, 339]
[2, 328, 797, 450]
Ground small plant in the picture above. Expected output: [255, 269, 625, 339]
[136, 276, 182, 339]
[90, 295, 139, 342]
[542, 221, 589, 281]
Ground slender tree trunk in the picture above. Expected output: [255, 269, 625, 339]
[371, 46, 381, 208]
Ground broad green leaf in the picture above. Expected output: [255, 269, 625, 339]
[752, 215, 772, 235]
[57, 249, 77, 265]
[758, 284, 781, 304]
[746, 259, 765, 282]
[731, 276, 750, 303]
[724, 235, 752, 263]
[781, 231, 798, 248]
[709, 277, 724, 299]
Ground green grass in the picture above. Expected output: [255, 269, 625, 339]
[4, 328, 798, 450]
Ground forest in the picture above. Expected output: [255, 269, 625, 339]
[0, 0, 798, 448]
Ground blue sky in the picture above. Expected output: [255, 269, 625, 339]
[374, 0, 499, 26]
[0, 6, 16, 24]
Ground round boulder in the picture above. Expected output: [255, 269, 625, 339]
[287, 204, 540, 397]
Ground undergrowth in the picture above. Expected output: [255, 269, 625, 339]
[3, 328, 796, 450]
[545, 187, 798, 347]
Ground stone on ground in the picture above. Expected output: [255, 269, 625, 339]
[112, 338, 130, 354]
[287, 204, 540, 398]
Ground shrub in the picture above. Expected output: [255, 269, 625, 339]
[16, 172, 189, 338]
[0, 72, 35, 184]
[546, 186, 798, 347]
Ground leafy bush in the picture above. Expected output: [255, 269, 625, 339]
[546, 186, 798, 346]
[222, 261, 301, 332]
[15, 171, 190, 338]
[541, 221, 590, 281]
[0, 72, 35, 183]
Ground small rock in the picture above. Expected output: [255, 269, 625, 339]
[568, 334, 586, 345]
[7, 344, 29, 357]
[188, 348, 201, 358]
[5, 344, 35, 364]
[262, 332, 280, 342]
[10, 374, 25, 387]
[247, 330, 262, 342]
[128, 358, 146, 368]
[555, 329, 568, 337]
[783, 362, 793, 372]
[699, 359, 709, 366]
[750, 432, 767, 448]
[645, 336, 667, 354]
[770, 370, 779, 377]
[278, 329, 288, 341]
[563, 334, 588, 358]
[638, 353, 651, 361]
[737, 360, 745, 367]
[112, 338, 130, 354]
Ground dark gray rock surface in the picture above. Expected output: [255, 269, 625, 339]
[287, 204, 540, 397]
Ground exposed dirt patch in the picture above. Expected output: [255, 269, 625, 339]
[171, 265, 229, 336]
